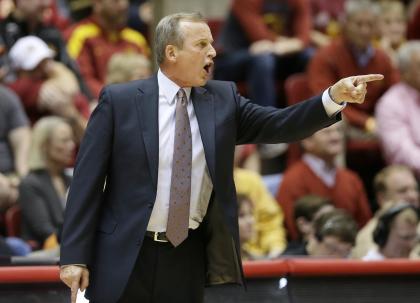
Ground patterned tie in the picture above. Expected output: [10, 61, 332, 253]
[166, 89, 192, 247]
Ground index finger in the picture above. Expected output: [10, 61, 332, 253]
[71, 281, 79, 303]
[353, 74, 384, 84]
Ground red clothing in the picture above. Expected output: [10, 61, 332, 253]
[307, 38, 399, 128]
[310, 0, 345, 36]
[408, 3, 420, 40]
[65, 16, 150, 98]
[232, 0, 311, 45]
[9, 77, 90, 124]
[276, 160, 372, 240]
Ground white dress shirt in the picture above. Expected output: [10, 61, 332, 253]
[147, 70, 213, 232]
[147, 70, 344, 232]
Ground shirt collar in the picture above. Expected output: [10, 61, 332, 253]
[349, 43, 375, 68]
[303, 153, 337, 187]
[157, 69, 192, 105]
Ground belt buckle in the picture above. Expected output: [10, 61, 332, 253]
[153, 232, 168, 243]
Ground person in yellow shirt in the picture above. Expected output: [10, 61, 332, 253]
[234, 167, 287, 259]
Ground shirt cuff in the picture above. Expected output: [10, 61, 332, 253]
[322, 88, 346, 117]
[61, 264, 87, 268]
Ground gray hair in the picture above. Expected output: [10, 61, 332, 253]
[154, 12, 205, 65]
[397, 41, 420, 72]
[344, 0, 379, 18]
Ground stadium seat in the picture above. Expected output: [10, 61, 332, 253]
[5, 205, 22, 237]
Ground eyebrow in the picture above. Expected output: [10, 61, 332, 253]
[196, 38, 214, 44]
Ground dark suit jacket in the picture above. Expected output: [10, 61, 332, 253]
[60, 75, 339, 303]
[19, 169, 71, 244]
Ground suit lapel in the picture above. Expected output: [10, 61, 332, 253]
[135, 76, 159, 190]
[192, 86, 216, 183]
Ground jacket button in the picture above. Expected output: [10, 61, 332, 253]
[148, 202, 154, 209]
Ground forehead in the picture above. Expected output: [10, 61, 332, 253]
[347, 10, 375, 21]
[51, 123, 72, 136]
[179, 21, 212, 40]
[322, 235, 351, 247]
[386, 170, 416, 189]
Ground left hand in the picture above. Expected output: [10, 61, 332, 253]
[329, 74, 384, 105]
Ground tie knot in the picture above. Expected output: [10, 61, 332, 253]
[177, 89, 187, 106]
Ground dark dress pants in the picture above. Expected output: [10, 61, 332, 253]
[117, 227, 206, 303]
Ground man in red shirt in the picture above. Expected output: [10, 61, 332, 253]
[307, 0, 400, 202]
[277, 122, 372, 240]
[65, 0, 150, 98]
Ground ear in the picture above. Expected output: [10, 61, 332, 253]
[165, 45, 178, 63]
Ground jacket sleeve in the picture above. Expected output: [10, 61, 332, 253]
[234, 83, 339, 145]
[60, 87, 114, 266]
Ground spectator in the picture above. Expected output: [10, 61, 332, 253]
[0, 0, 91, 98]
[0, 85, 30, 212]
[0, 84, 30, 177]
[19, 116, 75, 249]
[375, 0, 407, 66]
[283, 209, 358, 258]
[375, 41, 420, 178]
[8, 36, 88, 143]
[237, 193, 258, 260]
[65, 0, 150, 98]
[282, 195, 334, 255]
[105, 52, 151, 85]
[352, 165, 419, 258]
[235, 164, 287, 259]
[363, 203, 419, 260]
[214, 0, 312, 108]
[308, 0, 399, 135]
[307, 0, 400, 201]
[277, 122, 372, 240]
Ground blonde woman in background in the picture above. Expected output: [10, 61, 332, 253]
[106, 52, 152, 85]
[18, 116, 75, 251]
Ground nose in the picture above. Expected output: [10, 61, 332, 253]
[208, 44, 216, 59]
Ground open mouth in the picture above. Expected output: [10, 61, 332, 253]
[203, 62, 213, 74]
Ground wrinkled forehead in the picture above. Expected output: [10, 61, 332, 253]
[179, 20, 212, 38]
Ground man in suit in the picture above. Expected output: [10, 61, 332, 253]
[59, 12, 383, 303]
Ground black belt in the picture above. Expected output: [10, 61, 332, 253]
[145, 231, 169, 242]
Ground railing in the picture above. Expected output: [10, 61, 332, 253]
[2, 259, 420, 283]
[2, 259, 420, 303]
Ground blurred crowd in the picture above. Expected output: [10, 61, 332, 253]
[0, 0, 419, 263]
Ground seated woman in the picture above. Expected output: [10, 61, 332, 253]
[237, 194, 258, 260]
[19, 116, 75, 249]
